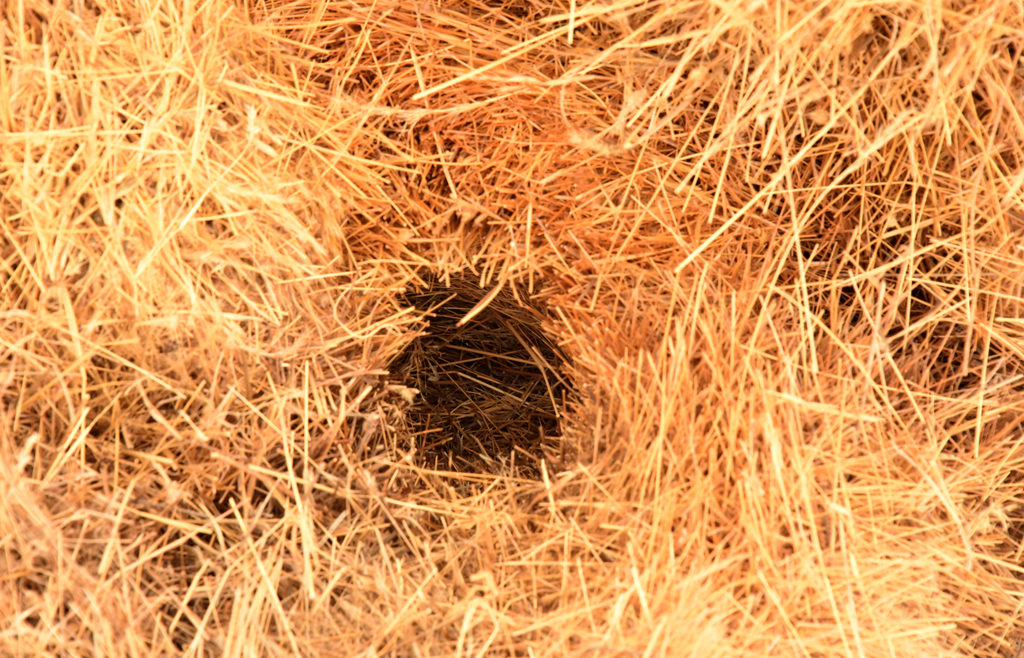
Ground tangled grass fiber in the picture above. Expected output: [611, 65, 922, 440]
[2, 0, 1024, 655]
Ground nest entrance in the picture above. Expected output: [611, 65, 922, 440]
[390, 274, 569, 476]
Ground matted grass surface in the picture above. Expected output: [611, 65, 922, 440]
[3, 0, 1024, 655]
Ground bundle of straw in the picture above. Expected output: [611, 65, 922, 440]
[2, 0, 1024, 655]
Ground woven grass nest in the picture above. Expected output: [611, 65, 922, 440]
[4, 0, 1024, 655]
[389, 274, 569, 477]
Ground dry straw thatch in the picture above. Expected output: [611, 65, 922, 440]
[2, 0, 1024, 655]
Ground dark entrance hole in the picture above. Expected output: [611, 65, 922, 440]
[389, 273, 570, 476]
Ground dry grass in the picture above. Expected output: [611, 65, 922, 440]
[2, 0, 1024, 655]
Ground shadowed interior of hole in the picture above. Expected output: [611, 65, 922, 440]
[389, 274, 569, 476]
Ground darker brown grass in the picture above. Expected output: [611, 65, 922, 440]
[387, 273, 570, 477]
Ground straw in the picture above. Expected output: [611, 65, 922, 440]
[2, 0, 1023, 655]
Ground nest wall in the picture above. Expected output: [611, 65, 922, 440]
[2, 0, 1024, 656]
